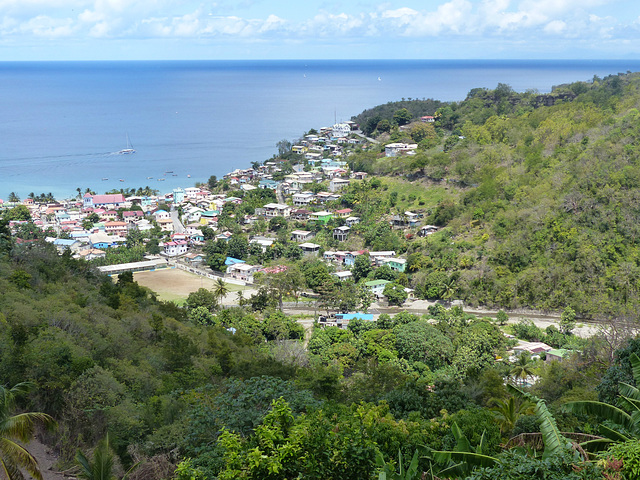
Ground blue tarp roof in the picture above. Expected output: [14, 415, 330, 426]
[225, 257, 246, 266]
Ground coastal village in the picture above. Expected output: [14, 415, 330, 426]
[0, 119, 439, 313]
[4, 76, 638, 480]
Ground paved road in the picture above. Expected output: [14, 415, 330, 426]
[170, 207, 185, 234]
[275, 183, 286, 204]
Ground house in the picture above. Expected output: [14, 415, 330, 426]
[333, 226, 350, 241]
[258, 203, 291, 218]
[369, 251, 397, 266]
[291, 209, 311, 221]
[291, 230, 314, 242]
[291, 145, 308, 154]
[250, 236, 274, 252]
[258, 179, 280, 190]
[122, 211, 144, 223]
[384, 258, 407, 273]
[184, 252, 205, 264]
[421, 115, 435, 123]
[352, 172, 368, 180]
[419, 225, 439, 236]
[184, 187, 201, 199]
[173, 188, 185, 204]
[46, 238, 82, 254]
[323, 250, 348, 264]
[315, 192, 341, 203]
[384, 143, 418, 157]
[392, 211, 421, 228]
[156, 217, 174, 232]
[154, 209, 171, 220]
[332, 123, 351, 137]
[545, 349, 572, 363]
[513, 341, 553, 357]
[164, 240, 189, 257]
[331, 271, 353, 281]
[104, 221, 129, 237]
[329, 178, 350, 192]
[102, 210, 118, 221]
[226, 263, 261, 283]
[89, 232, 126, 249]
[345, 216, 360, 227]
[344, 250, 367, 266]
[334, 208, 352, 218]
[364, 279, 391, 297]
[216, 231, 233, 242]
[292, 192, 315, 206]
[299, 242, 321, 255]
[83, 193, 125, 209]
[74, 248, 106, 261]
[309, 211, 333, 225]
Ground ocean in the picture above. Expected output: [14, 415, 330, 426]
[2, 59, 640, 200]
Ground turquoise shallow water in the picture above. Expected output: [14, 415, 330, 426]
[1, 59, 640, 200]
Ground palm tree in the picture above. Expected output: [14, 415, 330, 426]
[212, 278, 230, 304]
[75, 433, 138, 480]
[0, 382, 56, 480]
[509, 353, 535, 386]
[489, 396, 535, 435]
[75, 434, 116, 480]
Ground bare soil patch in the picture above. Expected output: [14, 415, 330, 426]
[134, 268, 219, 303]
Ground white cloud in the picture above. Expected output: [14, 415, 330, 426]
[20, 14, 74, 37]
[0, 0, 636, 55]
[544, 19, 567, 34]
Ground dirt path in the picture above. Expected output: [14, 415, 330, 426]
[26, 438, 70, 480]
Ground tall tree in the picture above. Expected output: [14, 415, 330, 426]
[0, 382, 56, 480]
[212, 278, 231, 305]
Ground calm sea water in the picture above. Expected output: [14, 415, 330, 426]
[2, 59, 640, 200]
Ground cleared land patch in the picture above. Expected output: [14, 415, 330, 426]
[133, 268, 243, 304]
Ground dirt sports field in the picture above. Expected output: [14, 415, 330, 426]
[133, 268, 243, 304]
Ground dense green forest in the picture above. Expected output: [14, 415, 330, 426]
[2, 219, 640, 479]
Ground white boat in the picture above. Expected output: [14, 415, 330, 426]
[119, 134, 135, 154]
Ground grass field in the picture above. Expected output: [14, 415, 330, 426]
[133, 268, 246, 304]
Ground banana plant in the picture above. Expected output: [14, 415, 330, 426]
[425, 422, 498, 478]
[376, 449, 421, 480]
[563, 352, 640, 452]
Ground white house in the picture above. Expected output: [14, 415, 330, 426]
[332, 123, 351, 138]
[385, 143, 418, 157]
[164, 240, 188, 257]
[259, 203, 292, 218]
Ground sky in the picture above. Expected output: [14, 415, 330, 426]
[0, 0, 639, 60]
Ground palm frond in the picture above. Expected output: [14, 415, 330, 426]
[1, 412, 56, 443]
[0, 437, 43, 480]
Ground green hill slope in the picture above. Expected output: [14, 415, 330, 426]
[348, 72, 640, 318]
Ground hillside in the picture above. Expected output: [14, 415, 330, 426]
[344, 71, 640, 319]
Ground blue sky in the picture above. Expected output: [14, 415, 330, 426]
[1, 0, 639, 60]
